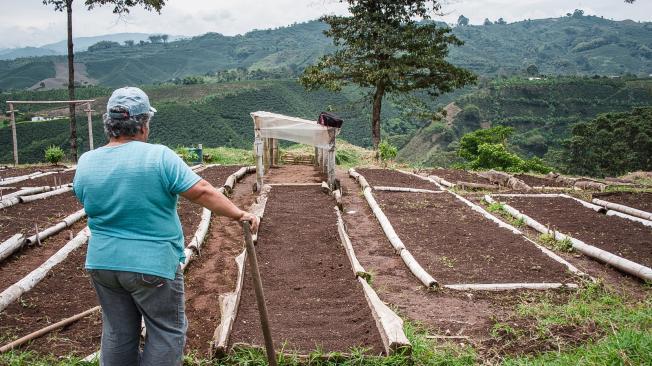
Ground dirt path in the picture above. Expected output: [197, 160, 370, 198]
[184, 166, 255, 356]
[503, 196, 652, 268]
[230, 185, 385, 354]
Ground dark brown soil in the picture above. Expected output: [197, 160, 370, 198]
[0, 192, 83, 243]
[504, 196, 652, 269]
[424, 169, 495, 185]
[0, 166, 64, 180]
[593, 191, 652, 213]
[200, 165, 245, 188]
[264, 165, 324, 184]
[357, 168, 440, 190]
[19, 171, 75, 188]
[184, 166, 255, 356]
[338, 170, 586, 360]
[514, 174, 568, 188]
[375, 191, 574, 284]
[230, 185, 385, 354]
[0, 221, 101, 357]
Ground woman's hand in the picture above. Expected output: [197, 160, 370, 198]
[238, 211, 260, 233]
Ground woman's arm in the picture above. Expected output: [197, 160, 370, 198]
[180, 179, 259, 232]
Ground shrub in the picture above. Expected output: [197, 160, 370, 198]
[378, 140, 398, 162]
[44, 145, 65, 165]
[174, 147, 199, 164]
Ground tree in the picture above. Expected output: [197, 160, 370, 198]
[300, 0, 476, 150]
[496, 17, 507, 25]
[457, 14, 469, 26]
[43, 0, 165, 162]
[572, 9, 585, 18]
[148, 34, 162, 43]
[483, 18, 493, 25]
[161, 34, 169, 44]
[526, 64, 539, 76]
[124, 39, 134, 47]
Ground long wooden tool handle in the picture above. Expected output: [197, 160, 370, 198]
[0, 306, 101, 353]
[242, 221, 277, 366]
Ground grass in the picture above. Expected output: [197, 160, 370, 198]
[202, 147, 255, 165]
[538, 233, 574, 253]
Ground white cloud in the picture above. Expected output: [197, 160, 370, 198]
[0, 0, 649, 49]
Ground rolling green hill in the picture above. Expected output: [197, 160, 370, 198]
[397, 76, 652, 168]
[1, 14, 651, 91]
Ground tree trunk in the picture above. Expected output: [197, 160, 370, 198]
[67, 1, 77, 162]
[371, 83, 385, 151]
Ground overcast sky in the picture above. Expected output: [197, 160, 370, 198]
[1, 0, 650, 49]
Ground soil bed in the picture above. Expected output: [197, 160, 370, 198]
[0, 221, 101, 357]
[425, 168, 495, 185]
[0, 166, 64, 180]
[504, 196, 652, 268]
[18, 171, 75, 188]
[0, 192, 82, 243]
[184, 165, 254, 356]
[357, 168, 439, 190]
[593, 191, 652, 212]
[514, 174, 568, 188]
[375, 191, 573, 284]
[230, 185, 384, 354]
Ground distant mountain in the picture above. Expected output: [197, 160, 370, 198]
[39, 32, 184, 54]
[0, 15, 651, 90]
[0, 47, 59, 60]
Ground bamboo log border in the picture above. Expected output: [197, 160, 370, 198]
[444, 283, 579, 291]
[593, 198, 652, 221]
[0, 172, 43, 186]
[3, 186, 52, 200]
[350, 168, 438, 289]
[373, 186, 443, 194]
[485, 195, 652, 282]
[0, 234, 25, 262]
[397, 170, 588, 281]
[335, 208, 370, 280]
[19, 185, 72, 204]
[211, 185, 272, 358]
[224, 166, 257, 195]
[0, 227, 91, 312]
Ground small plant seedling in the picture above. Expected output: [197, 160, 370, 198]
[44, 145, 65, 165]
[439, 256, 456, 268]
[486, 202, 505, 213]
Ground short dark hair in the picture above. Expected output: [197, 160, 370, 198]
[103, 107, 151, 138]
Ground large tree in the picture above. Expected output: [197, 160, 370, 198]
[42, 0, 165, 162]
[300, 0, 476, 150]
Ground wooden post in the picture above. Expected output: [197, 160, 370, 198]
[254, 137, 264, 190]
[242, 221, 277, 366]
[314, 147, 319, 167]
[9, 103, 18, 166]
[272, 139, 279, 166]
[85, 102, 94, 150]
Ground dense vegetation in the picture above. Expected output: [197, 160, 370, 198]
[1, 14, 650, 91]
[398, 76, 652, 172]
[551, 107, 652, 177]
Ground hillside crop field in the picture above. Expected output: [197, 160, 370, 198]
[0, 163, 650, 366]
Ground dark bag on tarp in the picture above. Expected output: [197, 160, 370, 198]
[318, 112, 343, 128]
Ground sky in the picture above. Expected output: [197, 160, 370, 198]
[0, 0, 650, 49]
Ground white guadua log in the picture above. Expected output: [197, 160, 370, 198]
[361, 187, 405, 252]
[0, 234, 25, 262]
[25, 209, 86, 246]
[223, 167, 250, 195]
[0, 172, 42, 186]
[357, 277, 411, 354]
[593, 198, 652, 221]
[428, 175, 454, 188]
[399, 249, 438, 288]
[335, 208, 369, 279]
[605, 211, 652, 228]
[373, 186, 443, 194]
[488, 196, 652, 282]
[0, 227, 90, 312]
[559, 194, 606, 213]
[19, 186, 72, 203]
[180, 208, 212, 271]
[444, 283, 578, 291]
[456, 181, 499, 191]
[0, 197, 20, 209]
[4, 186, 51, 200]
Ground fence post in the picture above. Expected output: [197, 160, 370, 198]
[9, 103, 18, 166]
[85, 102, 94, 150]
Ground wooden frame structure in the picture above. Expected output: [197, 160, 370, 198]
[250, 111, 339, 190]
[5, 99, 96, 165]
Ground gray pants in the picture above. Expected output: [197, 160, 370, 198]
[89, 269, 187, 366]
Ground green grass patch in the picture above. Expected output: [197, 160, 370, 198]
[203, 147, 255, 165]
[537, 233, 573, 252]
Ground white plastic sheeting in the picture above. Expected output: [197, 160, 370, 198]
[251, 111, 339, 149]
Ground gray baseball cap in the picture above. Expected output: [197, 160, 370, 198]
[107, 87, 157, 118]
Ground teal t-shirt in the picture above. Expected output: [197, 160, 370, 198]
[73, 141, 201, 280]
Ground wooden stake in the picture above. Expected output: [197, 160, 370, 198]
[9, 103, 18, 166]
[86, 102, 94, 150]
[34, 224, 42, 246]
[0, 306, 100, 353]
[242, 221, 277, 366]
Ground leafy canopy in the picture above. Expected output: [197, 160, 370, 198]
[43, 0, 165, 14]
[300, 0, 476, 96]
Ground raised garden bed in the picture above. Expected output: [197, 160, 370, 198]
[514, 174, 569, 188]
[374, 191, 575, 285]
[425, 169, 495, 185]
[593, 191, 652, 213]
[502, 196, 652, 269]
[357, 168, 439, 190]
[229, 185, 385, 354]
[0, 166, 64, 180]
[18, 170, 75, 188]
